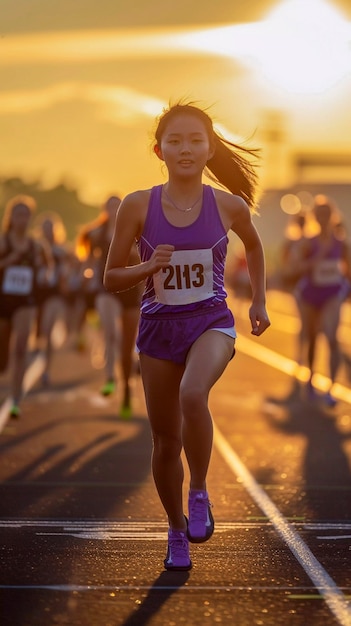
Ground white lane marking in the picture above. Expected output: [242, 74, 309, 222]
[0, 519, 349, 530]
[304, 524, 351, 530]
[317, 536, 351, 541]
[0, 520, 275, 527]
[213, 421, 351, 626]
[1, 517, 349, 544]
[237, 335, 351, 404]
[0, 519, 297, 541]
[303, 524, 351, 540]
[36, 532, 167, 540]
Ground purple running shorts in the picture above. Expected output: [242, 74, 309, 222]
[136, 301, 235, 364]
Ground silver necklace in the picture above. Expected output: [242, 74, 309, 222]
[163, 186, 202, 213]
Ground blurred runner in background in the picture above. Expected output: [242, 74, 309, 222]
[77, 196, 142, 419]
[280, 209, 307, 366]
[295, 195, 351, 406]
[0, 195, 51, 418]
[34, 212, 71, 387]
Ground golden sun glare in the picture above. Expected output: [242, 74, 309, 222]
[184, 0, 351, 95]
[259, 0, 351, 94]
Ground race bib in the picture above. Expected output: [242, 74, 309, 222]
[312, 259, 342, 286]
[153, 249, 214, 305]
[2, 265, 34, 295]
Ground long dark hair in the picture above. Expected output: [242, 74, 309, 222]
[2, 194, 36, 233]
[153, 102, 260, 212]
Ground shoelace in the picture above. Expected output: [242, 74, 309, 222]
[169, 536, 189, 558]
[190, 496, 210, 522]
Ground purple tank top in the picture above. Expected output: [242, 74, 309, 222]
[297, 234, 349, 306]
[137, 184, 228, 314]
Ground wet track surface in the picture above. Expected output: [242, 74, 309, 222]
[0, 291, 350, 625]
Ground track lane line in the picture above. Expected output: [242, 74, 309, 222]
[237, 334, 351, 404]
[213, 421, 351, 626]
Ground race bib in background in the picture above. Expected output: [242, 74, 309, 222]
[312, 259, 342, 286]
[2, 265, 34, 295]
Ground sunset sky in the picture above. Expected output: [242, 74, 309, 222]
[1, 0, 351, 204]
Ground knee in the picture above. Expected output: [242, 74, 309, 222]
[152, 432, 182, 461]
[179, 382, 207, 417]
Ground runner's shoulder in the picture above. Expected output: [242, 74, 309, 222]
[122, 189, 152, 207]
[118, 189, 152, 220]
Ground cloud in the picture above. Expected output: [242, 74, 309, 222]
[2, 7, 351, 96]
[1, 8, 350, 71]
[0, 82, 166, 123]
[0, 81, 245, 144]
[84, 85, 166, 123]
[0, 83, 78, 114]
[0, 27, 211, 65]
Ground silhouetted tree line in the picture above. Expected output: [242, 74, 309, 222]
[0, 176, 98, 241]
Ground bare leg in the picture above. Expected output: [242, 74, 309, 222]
[181, 330, 234, 490]
[11, 306, 37, 404]
[299, 301, 319, 384]
[67, 296, 87, 346]
[320, 296, 342, 386]
[293, 293, 305, 366]
[95, 293, 121, 382]
[39, 295, 67, 381]
[139, 330, 233, 529]
[120, 306, 139, 406]
[139, 353, 186, 530]
[0, 318, 11, 373]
